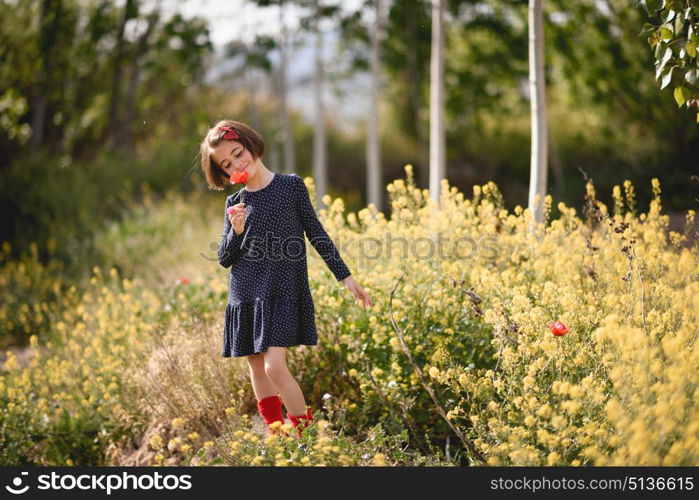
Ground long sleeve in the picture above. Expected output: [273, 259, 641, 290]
[218, 196, 246, 269]
[293, 175, 351, 282]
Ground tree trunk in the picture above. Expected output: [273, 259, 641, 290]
[528, 0, 548, 228]
[123, 1, 161, 151]
[248, 71, 263, 132]
[367, 0, 385, 212]
[31, 0, 62, 150]
[107, 0, 136, 152]
[429, 0, 445, 205]
[279, 0, 295, 174]
[406, 6, 428, 188]
[312, 0, 327, 206]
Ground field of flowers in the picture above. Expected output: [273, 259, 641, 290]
[1, 166, 697, 466]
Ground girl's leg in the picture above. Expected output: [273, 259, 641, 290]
[248, 353, 284, 434]
[247, 352, 278, 399]
[262, 347, 307, 416]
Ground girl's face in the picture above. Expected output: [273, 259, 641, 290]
[211, 140, 259, 181]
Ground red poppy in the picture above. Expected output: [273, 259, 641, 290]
[217, 125, 239, 140]
[230, 170, 249, 185]
[181, 277, 190, 285]
[549, 321, 568, 336]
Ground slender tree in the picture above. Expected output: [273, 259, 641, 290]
[429, 0, 445, 204]
[528, 0, 548, 228]
[122, 0, 162, 151]
[279, 0, 295, 173]
[312, 0, 327, 205]
[31, 0, 63, 149]
[107, 0, 136, 152]
[367, 0, 387, 210]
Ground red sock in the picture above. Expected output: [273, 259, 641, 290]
[287, 408, 313, 437]
[257, 395, 284, 433]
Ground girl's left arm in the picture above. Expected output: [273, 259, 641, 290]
[294, 175, 351, 282]
[294, 176, 372, 309]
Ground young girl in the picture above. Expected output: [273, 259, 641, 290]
[199, 120, 372, 437]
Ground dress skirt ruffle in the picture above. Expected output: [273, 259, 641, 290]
[222, 288, 317, 358]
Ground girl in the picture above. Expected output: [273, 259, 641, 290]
[199, 120, 372, 437]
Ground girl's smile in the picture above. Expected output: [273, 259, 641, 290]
[212, 141, 256, 177]
[210, 138, 274, 191]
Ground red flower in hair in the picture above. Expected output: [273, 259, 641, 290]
[218, 125, 240, 140]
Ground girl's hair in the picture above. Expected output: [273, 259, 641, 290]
[199, 120, 265, 190]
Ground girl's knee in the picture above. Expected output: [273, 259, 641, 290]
[263, 358, 287, 381]
[247, 353, 265, 373]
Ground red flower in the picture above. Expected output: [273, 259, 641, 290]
[549, 321, 568, 336]
[230, 170, 249, 185]
[217, 125, 239, 140]
[181, 277, 190, 285]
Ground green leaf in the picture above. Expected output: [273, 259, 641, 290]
[685, 68, 699, 86]
[656, 63, 664, 80]
[674, 15, 685, 34]
[673, 86, 691, 106]
[655, 40, 667, 59]
[660, 26, 674, 40]
[686, 41, 697, 58]
[685, 7, 693, 20]
[661, 66, 675, 89]
[662, 9, 676, 23]
[646, 0, 663, 16]
[661, 46, 673, 65]
[644, 0, 663, 15]
[656, 47, 673, 79]
[639, 22, 656, 37]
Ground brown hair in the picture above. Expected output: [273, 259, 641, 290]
[198, 120, 266, 190]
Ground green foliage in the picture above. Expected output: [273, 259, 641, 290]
[0, 140, 202, 273]
[638, 0, 699, 121]
[0, 0, 213, 158]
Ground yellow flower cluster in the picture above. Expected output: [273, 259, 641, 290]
[1, 265, 164, 464]
[302, 169, 698, 466]
[2, 169, 696, 467]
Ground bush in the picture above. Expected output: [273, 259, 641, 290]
[291, 167, 698, 465]
[2, 167, 696, 466]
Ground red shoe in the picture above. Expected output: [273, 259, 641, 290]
[287, 407, 314, 438]
[257, 395, 284, 435]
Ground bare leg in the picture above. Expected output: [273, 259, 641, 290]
[247, 352, 279, 400]
[263, 347, 307, 415]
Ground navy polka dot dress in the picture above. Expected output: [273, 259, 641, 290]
[217, 173, 351, 358]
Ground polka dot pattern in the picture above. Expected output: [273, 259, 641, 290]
[217, 173, 351, 358]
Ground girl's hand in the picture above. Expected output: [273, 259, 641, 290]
[227, 203, 246, 235]
[342, 275, 373, 310]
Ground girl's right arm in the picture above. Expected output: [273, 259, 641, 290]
[218, 196, 246, 268]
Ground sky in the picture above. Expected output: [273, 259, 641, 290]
[167, 0, 371, 129]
